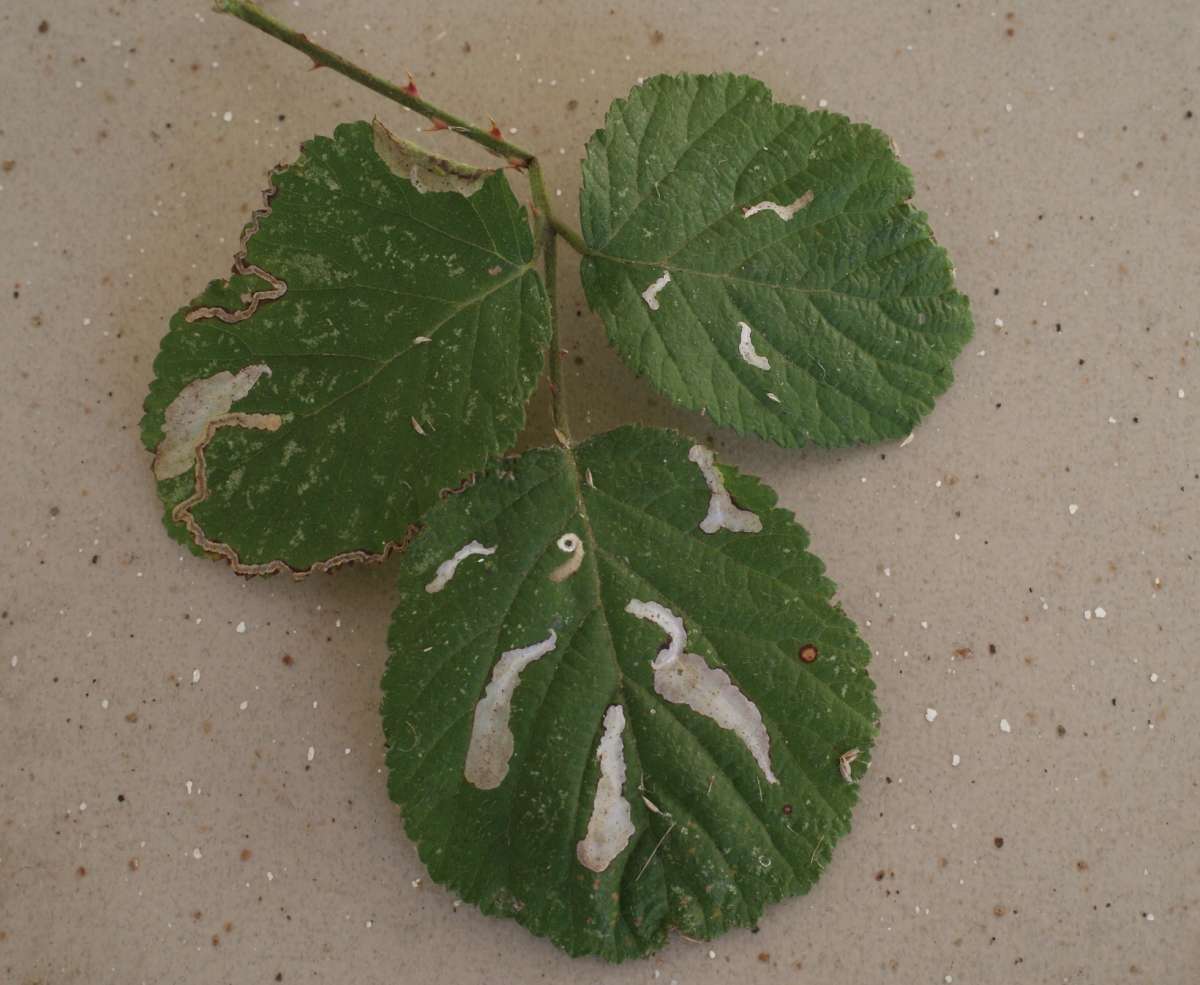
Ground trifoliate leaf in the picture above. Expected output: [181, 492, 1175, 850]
[382, 425, 877, 960]
[141, 120, 549, 574]
[579, 73, 973, 448]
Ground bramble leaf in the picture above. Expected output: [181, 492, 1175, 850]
[141, 120, 549, 574]
[579, 73, 973, 448]
[382, 425, 877, 960]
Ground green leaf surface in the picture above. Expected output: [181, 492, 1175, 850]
[141, 120, 549, 574]
[579, 73, 973, 448]
[382, 425, 877, 960]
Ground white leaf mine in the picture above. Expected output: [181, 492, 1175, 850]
[838, 747, 860, 784]
[625, 600, 777, 784]
[372, 118, 489, 197]
[737, 322, 771, 370]
[548, 533, 584, 583]
[464, 629, 558, 789]
[576, 704, 636, 872]
[741, 189, 814, 221]
[153, 364, 281, 480]
[424, 540, 497, 593]
[687, 445, 762, 534]
[640, 270, 672, 311]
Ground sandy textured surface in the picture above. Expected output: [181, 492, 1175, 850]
[2, 2, 1197, 982]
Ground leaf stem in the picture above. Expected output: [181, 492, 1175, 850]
[527, 164, 572, 443]
[543, 232, 572, 445]
[546, 211, 588, 256]
[216, 1, 593, 257]
[214, 0, 534, 165]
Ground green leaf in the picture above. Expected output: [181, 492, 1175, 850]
[141, 120, 550, 574]
[382, 425, 877, 960]
[579, 73, 973, 448]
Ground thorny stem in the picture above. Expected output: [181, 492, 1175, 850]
[215, 1, 590, 255]
[215, 1, 532, 164]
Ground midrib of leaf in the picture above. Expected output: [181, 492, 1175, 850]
[598, 85, 761, 252]
[584, 242, 943, 301]
[544, 439, 848, 926]
[206, 262, 532, 434]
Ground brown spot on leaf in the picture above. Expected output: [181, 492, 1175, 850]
[799, 644, 818, 663]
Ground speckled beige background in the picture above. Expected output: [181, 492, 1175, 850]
[2, 1, 1197, 983]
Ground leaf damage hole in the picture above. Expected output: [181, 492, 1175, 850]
[737, 321, 771, 371]
[425, 540, 497, 593]
[464, 628, 558, 789]
[576, 704, 636, 872]
[688, 444, 762, 534]
[640, 270, 672, 311]
[624, 599, 778, 784]
[548, 533, 584, 582]
[741, 190, 814, 221]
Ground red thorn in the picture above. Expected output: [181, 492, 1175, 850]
[404, 71, 420, 98]
[308, 60, 324, 71]
[488, 117, 502, 140]
[507, 157, 529, 172]
[424, 117, 449, 132]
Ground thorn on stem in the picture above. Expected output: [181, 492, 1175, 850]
[508, 157, 529, 172]
[404, 72, 420, 98]
[425, 117, 449, 132]
[488, 118, 503, 140]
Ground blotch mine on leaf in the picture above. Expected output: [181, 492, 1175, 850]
[688, 444, 762, 534]
[576, 704, 636, 872]
[153, 365, 281, 480]
[625, 599, 778, 784]
[737, 322, 771, 370]
[425, 540, 497, 593]
[371, 118, 490, 196]
[548, 533, 584, 582]
[741, 190, 813, 221]
[640, 270, 671, 311]
[464, 629, 558, 789]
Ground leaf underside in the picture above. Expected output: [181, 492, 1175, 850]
[382, 426, 877, 960]
[140, 121, 549, 573]
[579, 73, 973, 448]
